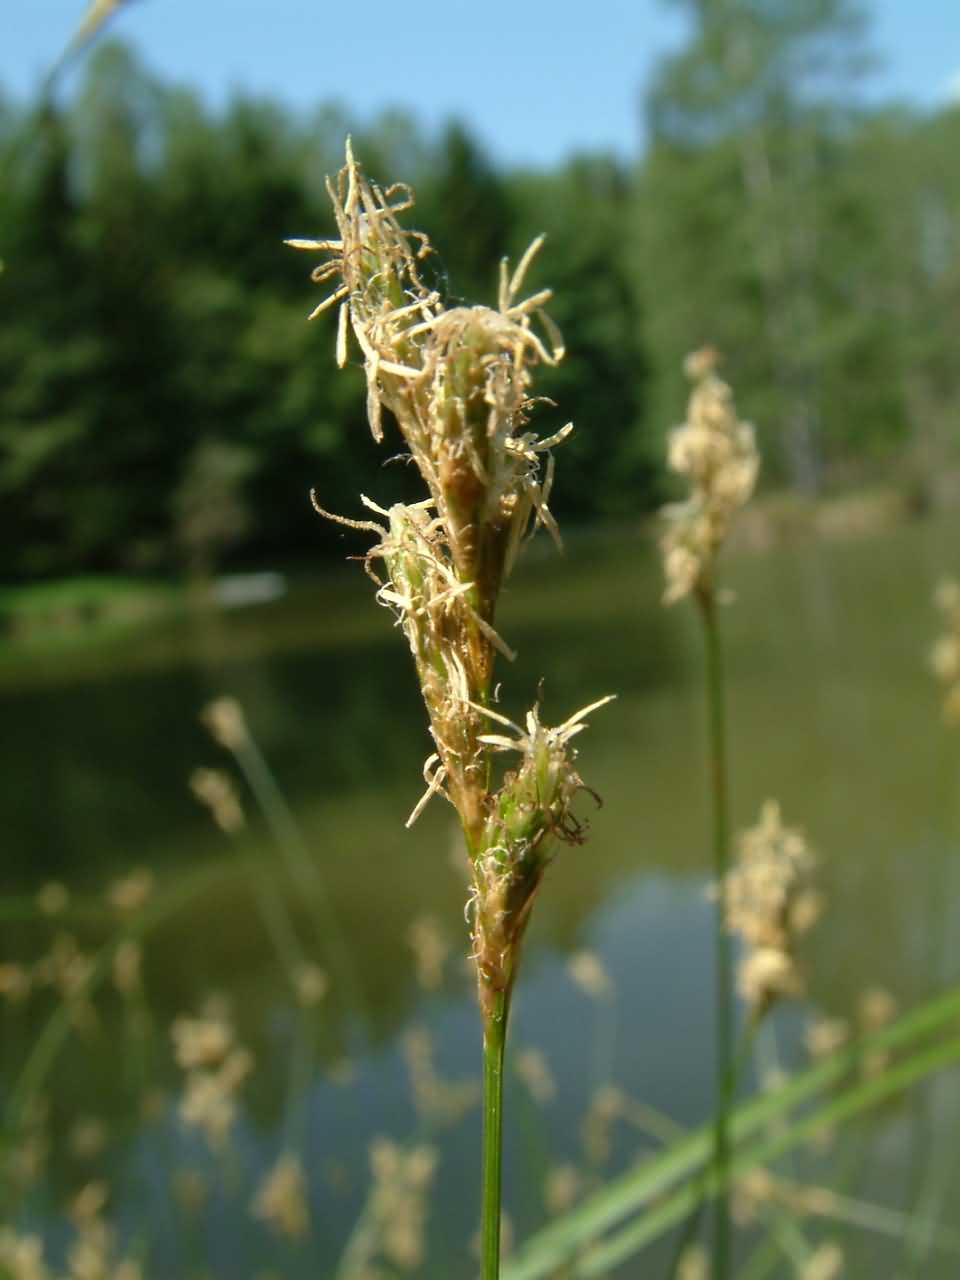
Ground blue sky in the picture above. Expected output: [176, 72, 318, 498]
[4, 1, 959, 167]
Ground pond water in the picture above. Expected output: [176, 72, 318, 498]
[3, 516, 960, 1277]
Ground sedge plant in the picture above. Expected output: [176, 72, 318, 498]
[660, 346, 760, 1279]
[289, 142, 612, 1278]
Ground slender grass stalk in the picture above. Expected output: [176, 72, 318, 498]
[902, 1126, 960, 1276]
[660, 349, 757, 1277]
[902, 580, 960, 1275]
[291, 143, 612, 1273]
[191, 759, 336, 1155]
[201, 697, 366, 1022]
[696, 582, 734, 1280]
[667, 1009, 760, 1279]
[482, 990, 511, 1279]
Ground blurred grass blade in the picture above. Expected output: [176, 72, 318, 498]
[71, 0, 128, 47]
[47, 0, 135, 89]
[578, 1034, 960, 1276]
[902, 1114, 960, 1276]
[504, 985, 960, 1280]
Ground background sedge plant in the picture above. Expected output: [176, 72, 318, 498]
[290, 141, 612, 1278]
[660, 346, 760, 1280]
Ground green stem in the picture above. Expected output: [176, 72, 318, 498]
[482, 989, 512, 1280]
[697, 584, 734, 1280]
[666, 1012, 761, 1278]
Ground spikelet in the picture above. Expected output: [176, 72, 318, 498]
[930, 578, 960, 724]
[660, 347, 759, 605]
[293, 144, 612, 1017]
[724, 800, 822, 1014]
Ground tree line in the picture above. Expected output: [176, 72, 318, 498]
[1, 0, 958, 580]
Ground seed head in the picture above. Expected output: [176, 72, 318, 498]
[661, 348, 759, 604]
[201, 696, 249, 752]
[802, 1244, 844, 1280]
[473, 697, 614, 876]
[469, 696, 615, 1012]
[293, 145, 568, 606]
[568, 949, 613, 1001]
[725, 800, 820, 1015]
[364, 1138, 438, 1272]
[251, 1153, 310, 1241]
[295, 144, 611, 1022]
[514, 1046, 557, 1106]
[172, 1011, 252, 1150]
[190, 767, 245, 834]
[931, 578, 960, 724]
[544, 1163, 581, 1215]
[293, 964, 328, 1007]
[36, 882, 68, 916]
[107, 868, 154, 913]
